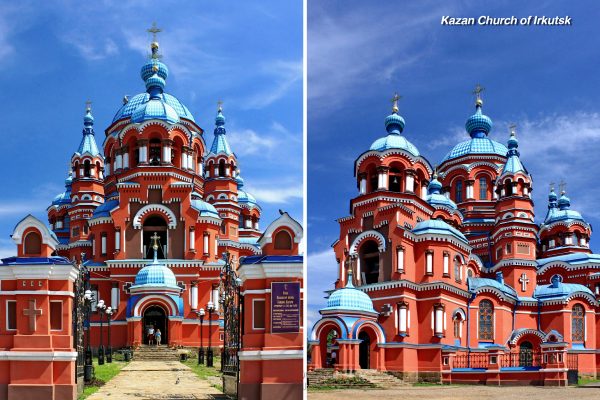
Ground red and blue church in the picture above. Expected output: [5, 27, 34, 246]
[309, 90, 600, 386]
[0, 33, 303, 400]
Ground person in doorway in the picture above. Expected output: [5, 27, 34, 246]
[147, 325, 155, 345]
[331, 350, 337, 367]
[155, 329, 162, 346]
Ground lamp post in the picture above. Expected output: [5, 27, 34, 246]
[197, 308, 205, 364]
[96, 299, 106, 365]
[106, 307, 113, 363]
[84, 289, 94, 382]
[207, 301, 215, 367]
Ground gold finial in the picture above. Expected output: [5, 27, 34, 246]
[559, 180, 566, 195]
[549, 181, 555, 192]
[472, 83, 484, 106]
[85, 100, 92, 113]
[123, 95, 129, 105]
[217, 100, 223, 112]
[509, 123, 517, 136]
[151, 232, 160, 250]
[432, 166, 438, 180]
[391, 92, 401, 113]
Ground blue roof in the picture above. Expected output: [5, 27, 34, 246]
[77, 132, 100, 156]
[370, 133, 420, 156]
[208, 109, 233, 156]
[236, 174, 260, 209]
[468, 277, 518, 298]
[536, 252, 600, 268]
[240, 255, 303, 264]
[191, 198, 220, 218]
[131, 97, 180, 124]
[443, 137, 507, 162]
[533, 280, 594, 300]
[426, 175, 457, 210]
[320, 277, 376, 314]
[132, 259, 179, 289]
[412, 219, 467, 242]
[92, 199, 120, 218]
[238, 237, 259, 245]
[111, 90, 194, 124]
[1, 256, 72, 266]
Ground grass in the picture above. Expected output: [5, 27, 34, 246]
[578, 376, 600, 386]
[181, 355, 224, 392]
[308, 375, 375, 391]
[78, 359, 128, 399]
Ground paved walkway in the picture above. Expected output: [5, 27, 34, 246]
[88, 360, 228, 400]
[309, 386, 600, 400]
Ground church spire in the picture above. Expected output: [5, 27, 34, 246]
[384, 92, 405, 135]
[76, 100, 100, 156]
[209, 101, 233, 155]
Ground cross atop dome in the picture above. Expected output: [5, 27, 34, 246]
[559, 180, 567, 194]
[472, 83, 484, 106]
[391, 92, 401, 113]
[509, 123, 517, 136]
[85, 99, 92, 113]
[217, 100, 223, 112]
[147, 22, 162, 59]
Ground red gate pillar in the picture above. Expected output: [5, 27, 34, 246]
[541, 343, 568, 386]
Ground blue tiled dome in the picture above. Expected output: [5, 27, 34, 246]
[133, 260, 178, 288]
[236, 174, 260, 209]
[131, 98, 180, 124]
[443, 137, 507, 162]
[191, 198, 220, 218]
[413, 218, 467, 242]
[320, 277, 376, 314]
[465, 105, 493, 137]
[370, 134, 420, 156]
[426, 175, 457, 210]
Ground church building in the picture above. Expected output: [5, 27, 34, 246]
[309, 89, 599, 385]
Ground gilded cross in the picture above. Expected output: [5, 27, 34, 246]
[85, 100, 92, 113]
[391, 92, 401, 112]
[472, 83, 485, 100]
[23, 299, 42, 332]
[549, 181, 555, 192]
[217, 100, 223, 112]
[147, 22, 162, 42]
[509, 123, 517, 135]
[151, 232, 160, 250]
[519, 273, 529, 292]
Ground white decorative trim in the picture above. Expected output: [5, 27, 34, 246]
[0, 290, 74, 297]
[349, 230, 387, 254]
[0, 351, 78, 361]
[0, 265, 79, 282]
[238, 262, 303, 282]
[258, 212, 303, 247]
[11, 215, 58, 249]
[132, 204, 177, 229]
[238, 350, 303, 361]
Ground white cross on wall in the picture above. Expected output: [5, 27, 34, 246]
[519, 273, 530, 292]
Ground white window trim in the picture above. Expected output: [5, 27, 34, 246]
[252, 298, 266, 330]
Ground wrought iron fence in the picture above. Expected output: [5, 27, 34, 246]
[500, 351, 542, 368]
[220, 252, 242, 377]
[452, 352, 488, 369]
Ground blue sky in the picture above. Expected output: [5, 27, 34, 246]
[308, 0, 600, 328]
[0, 1, 303, 258]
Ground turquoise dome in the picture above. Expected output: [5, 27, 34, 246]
[191, 197, 220, 218]
[369, 106, 420, 156]
[558, 192, 571, 210]
[426, 174, 457, 210]
[465, 103, 493, 137]
[320, 276, 376, 314]
[133, 259, 178, 288]
[113, 93, 195, 123]
[236, 174, 260, 209]
[131, 98, 180, 124]
[413, 218, 467, 242]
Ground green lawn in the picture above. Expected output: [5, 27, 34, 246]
[78, 359, 128, 399]
[578, 376, 600, 386]
[181, 355, 223, 391]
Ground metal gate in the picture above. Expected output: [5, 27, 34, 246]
[567, 353, 579, 385]
[72, 260, 89, 384]
[219, 252, 242, 394]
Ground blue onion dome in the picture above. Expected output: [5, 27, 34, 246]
[369, 94, 420, 156]
[236, 174, 245, 188]
[548, 188, 558, 205]
[83, 105, 94, 126]
[191, 192, 220, 218]
[428, 170, 443, 194]
[558, 191, 571, 210]
[425, 171, 457, 210]
[507, 130, 518, 150]
[465, 98, 493, 138]
[133, 260, 178, 288]
[320, 271, 377, 314]
[215, 105, 226, 126]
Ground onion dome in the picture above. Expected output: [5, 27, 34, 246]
[51, 171, 73, 206]
[425, 171, 457, 210]
[75, 104, 101, 156]
[534, 275, 594, 300]
[558, 191, 570, 210]
[112, 36, 194, 124]
[369, 94, 420, 156]
[320, 271, 377, 314]
[190, 192, 220, 218]
[442, 90, 507, 162]
[132, 237, 179, 289]
[236, 173, 260, 210]
[208, 104, 233, 155]
[543, 187, 586, 224]
[501, 127, 527, 176]
[413, 218, 468, 242]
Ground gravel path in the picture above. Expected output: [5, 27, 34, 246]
[87, 360, 228, 399]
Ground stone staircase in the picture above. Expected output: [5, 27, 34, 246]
[308, 368, 405, 389]
[133, 345, 180, 361]
[355, 369, 407, 388]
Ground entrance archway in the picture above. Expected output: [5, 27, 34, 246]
[519, 341, 533, 366]
[358, 331, 370, 369]
[143, 305, 168, 344]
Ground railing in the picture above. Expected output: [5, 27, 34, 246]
[500, 351, 542, 368]
[566, 353, 578, 370]
[452, 353, 488, 369]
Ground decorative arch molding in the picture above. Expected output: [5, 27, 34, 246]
[132, 295, 179, 317]
[441, 161, 501, 176]
[452, 308, 466, 320]
[565, 292, 598, 306]
[540, 220, 591, 235]
[352, 320, 386, 344]
[544, 329, 564, 343]
[349, 230, 387, 255]
[133, 204, 177, 229]
[311, 317, 349, 341]
[258, 212, 303, 247]
[508, 329, 546, 345]
[355, 150, 433, 175]
[11, 214, 58, 249]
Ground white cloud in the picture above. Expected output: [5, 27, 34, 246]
[246, 185, 303, 204]
[62, 37, 119, 61]
[241, 60, 302, 110]
[227, 128, 278, 156]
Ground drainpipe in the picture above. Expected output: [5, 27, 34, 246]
[512, 299, 520, 332]
[466, 289, 476, 368]
[537, 300, 542, 331]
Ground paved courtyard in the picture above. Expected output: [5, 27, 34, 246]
[308, 385, 600, 400]
[87, 360, 228, 400]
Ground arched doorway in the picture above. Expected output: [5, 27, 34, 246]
[358, 331, 370, 369]
[359, 241, 380, 284]
[519, 341, 533, 366]
[143, 216, 167, 259]
[143, 305, 168, 344]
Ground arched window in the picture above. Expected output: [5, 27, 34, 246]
[359, 240, 380, 284]
[388, 167, 402, 192]
[218, 160, 226, 177]
[84, 160, 91, 178]
[24, 231, 42, 255]
[453, 312, 463, 338]
[478, 300, 494, 341]
[572, 304, 585, 342]
[149, 139, 162, 165]
[220, 222, 227, 235]
[455, 180, 463, 203]
[274, 230, 293, 250]
[479, 177, 487, 200]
